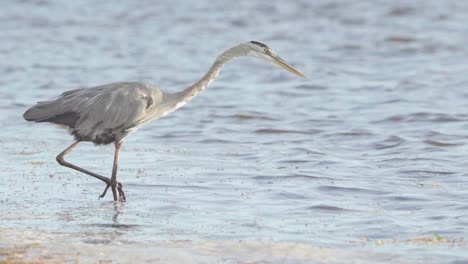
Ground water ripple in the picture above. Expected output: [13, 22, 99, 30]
[306, 205, 356, 212]
[318, 185, 389, 195]
[2, 0, 468, 261]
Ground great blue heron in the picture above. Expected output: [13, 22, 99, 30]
[23, 41, 304, 202]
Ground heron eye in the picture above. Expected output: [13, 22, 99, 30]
[264, 49, 272, 55]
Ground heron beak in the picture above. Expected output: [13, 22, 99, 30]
[270, 55, 305, 78]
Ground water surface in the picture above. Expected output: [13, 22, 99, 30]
[1, 0, 468, 263]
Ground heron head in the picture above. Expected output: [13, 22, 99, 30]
[246, 41, 305, 78]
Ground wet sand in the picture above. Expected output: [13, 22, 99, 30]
[1, 228, 429, 264]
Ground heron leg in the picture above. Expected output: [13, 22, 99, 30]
[108, 141, 125, 202]
[56, 141, 125, 200]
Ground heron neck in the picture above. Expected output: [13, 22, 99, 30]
[172, 48, 238, 110]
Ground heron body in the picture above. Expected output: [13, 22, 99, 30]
[25, 83, 171, 144]
[23, 41, 304, 202]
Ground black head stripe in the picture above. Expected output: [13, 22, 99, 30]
[250, 41, 268, 48]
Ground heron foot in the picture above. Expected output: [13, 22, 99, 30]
[99, 182, 126, 202]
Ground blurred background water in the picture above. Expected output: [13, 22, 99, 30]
[1, 0, 468, 263]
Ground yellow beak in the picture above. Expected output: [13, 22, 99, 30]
[270, 56, 305, 78]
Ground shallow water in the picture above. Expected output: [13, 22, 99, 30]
[1, 0, 468, 263]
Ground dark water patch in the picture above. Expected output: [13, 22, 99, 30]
[423, 139, 461, 147]
[387, 6, 415, 17]
[329, 44, 362, 51]
[375, 157, 447, 164]
[452, 204, 468, 211]
[277, 159, 311, 164]
[31, 63, 85, 70]
[11, 102, 30, 108]
[75, 35, 99, 44]
[3, 66, 26, 73]
[294, 84, 327, 90]
[254, 129, 318, 135]
[302, 118, 344, 126]
[306, 205, 355, 212]
[424, 130, 468, 139]
[223, 152, 259, 159]
[385, 36, 417, 43]
[398, 170, 456, 177]
[230, 19, 248, 28]
[371, 135, 405, 150]
[155, 131, 203, 138]
[83, 239, 113, 244]
[385, 195, 428, 202]
[252, 175, 286, 182]
[274, 192, 307, 200]
[229, 114, 276, 120]
[239, 222, 263, 229]
[199, 138, 235, 144]
[378, 99, 408, 105]
[427, 215, 447, 221]
[318, 185, 388, 195]
[262, 139, 320, 146]
[290, 147, 325, 155]
[327, 130, 374, 138]
[314, 160, 339, 167]
[377, 113, 467, 123]
[393, 204, 425, 211]
[301, 173, 327, 180]
[252, 173, 329, 182]
[277, 90, 312, 97]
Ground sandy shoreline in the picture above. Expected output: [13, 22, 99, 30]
[1, 228, 428, 264]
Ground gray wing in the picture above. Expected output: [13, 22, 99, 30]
[24, 82, 164, 141]
[23, 88, 85, 126]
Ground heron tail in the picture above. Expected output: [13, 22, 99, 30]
[23, 88, 84, 127]
[23, 100, 80, 128]
[23, 100, 59, 121]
